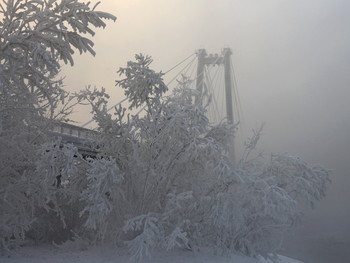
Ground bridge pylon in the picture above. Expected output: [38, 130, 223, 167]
[195, 48, 235, 163]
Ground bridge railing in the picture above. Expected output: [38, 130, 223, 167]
[51, 122, 97, 139]
[49, 122, 99, 156]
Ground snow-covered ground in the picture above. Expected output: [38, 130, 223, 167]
[1, 245, 302, 263]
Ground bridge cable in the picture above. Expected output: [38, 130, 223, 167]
[187, 59, 197, 87]
[205, 65, 221, 123]
[211, 67, 220, 124]
[230, 57, 246, 149]
[218, 66, 225, 122]
[166, 56, 197, 87]
[194, 54, 222, 108]
[230, 58, 244, 129]
[212, 65, 224, 123]
[163, 53, 196, 75]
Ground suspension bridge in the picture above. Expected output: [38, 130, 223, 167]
[51, 48, 243, 159]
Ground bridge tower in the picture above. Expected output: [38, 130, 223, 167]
[195, 48, 235, 162]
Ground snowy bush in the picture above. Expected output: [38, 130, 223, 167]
[0, 0, 115, 249]
[80, 157, 124, 241]
[79, 55, 330, 262]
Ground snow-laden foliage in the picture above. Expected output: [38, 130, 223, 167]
[0, 0, 116, 125]
[0, 0, 115, 249]
[77, 55, 330, 262]
[116, 54, 168, 110]
[80, 158, 124, 240]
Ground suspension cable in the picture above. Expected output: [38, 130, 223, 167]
[163, 53, 196, 75]
[212, 65, 223, 123]
[230, 58, 244, 128]
[205, 65, 221, 123]
[229, 57, 247, 147]
[166, 56, 197, 86]
[194, 54, 222, 106]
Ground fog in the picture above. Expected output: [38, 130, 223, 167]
[62, 0, 350, 261]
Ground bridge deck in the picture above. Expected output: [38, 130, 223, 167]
[49, 122, 98, 157]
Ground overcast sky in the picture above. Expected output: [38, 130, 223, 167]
[62, 0, 350, 246]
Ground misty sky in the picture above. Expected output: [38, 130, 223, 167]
[62, 0, 350, 244]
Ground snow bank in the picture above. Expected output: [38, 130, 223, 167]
[1, 245, 303, 263]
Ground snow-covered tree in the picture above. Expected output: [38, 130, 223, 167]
[0, 0, 116, 127]
[79, 54, 330, 262]
[0, 0, 115, 248]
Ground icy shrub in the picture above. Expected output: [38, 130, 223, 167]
[77, 55, 330, 262]
[0, 0, 115, 249]
[80, 158, 124, 241]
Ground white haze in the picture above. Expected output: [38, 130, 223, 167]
[61, 0, 350, 261]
